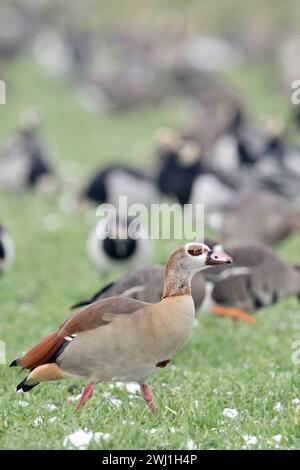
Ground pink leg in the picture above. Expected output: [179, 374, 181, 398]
[140, 383, 157, 415]
[75, 383, 96, 411]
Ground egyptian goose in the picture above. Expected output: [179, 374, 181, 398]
[201, 240, 300, 325]
[82, 164, 159, 208]
[0, 225, 15, 273]
[10, 242, 231, 414]
[0, 108, 53, 192]
[216, 192, 300, 246]
[86, 215, 152, 276]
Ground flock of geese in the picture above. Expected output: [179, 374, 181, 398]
[1, 5, 300, 413]
[2, 99, 300, 412]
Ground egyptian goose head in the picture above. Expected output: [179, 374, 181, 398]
[163, 241, 232, 298]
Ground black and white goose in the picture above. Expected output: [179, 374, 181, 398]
[156, 134, 203, 205]
[201, 240, 300, 324]
[82, 164, 159, 208]
[156, 133, 237, 211]
[0, 108, 53, 191]
[86, 215, 153, 276]
[0, 225, 15, 273]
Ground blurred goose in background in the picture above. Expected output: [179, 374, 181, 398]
[260, 116, 300, 184]
[0, 108, 54, 192]
[77, 66, 163, 113]
[156, 135, 203, 205]
[188, 168, 238, 213]
[201, 240, 300, 324]
[87, 215, 153, 276]
[33, 28, 92, 81]
[0, 6, 28, 60]
[11, 242, 231, 414]
[82, 164, 159, 208]
[212, 192, 300, 246]
[156, 132, 238, 210]
[0, 224, 15, 273]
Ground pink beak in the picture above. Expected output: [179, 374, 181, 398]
[206, 250, 233, 266]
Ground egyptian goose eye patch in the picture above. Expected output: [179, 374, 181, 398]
[188, 248, 203, 256]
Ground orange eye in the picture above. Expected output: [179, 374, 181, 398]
[188, 248, 203, 256]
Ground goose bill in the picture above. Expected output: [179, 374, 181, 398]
[206, 250, 233, 266]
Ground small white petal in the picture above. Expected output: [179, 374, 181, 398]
[148, 428, 158, 434]
[274, 402, 284, 412]
[292, 398, 300, 406]
[45, 403, 57, 411]
[109, 398, 122, 408]
[243, 435, 257, 445]
[94, 432, 111, 443]
[186, 439, 197, 450]
[17, 400, 29, 408]
[49, 417, 58, 424]
[125, 383, 140, 394]
[63, 430, 93, 449]
[273, 434, 282, 443]
[223, 408, 239, 419]
[34, 416, 44, 427]
[67, 394, 82, 403]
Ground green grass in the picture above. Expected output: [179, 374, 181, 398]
[1, 55, 300, 450]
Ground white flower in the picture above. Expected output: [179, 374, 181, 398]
[45, 403, 57, 411]
[223, 408, 238, 419]
[243, 435, 257, 446]
[125, 383, 140, 394]
[17, 400, 29, 408]
[63, 429, 110, 449]
[274, 402, 283, 412]
[148, 428, 158, 434]
[186, 439, 197, 450]
[63, 430, 93, 449]
[109, 398, 122, 408]
[273, 434, 282, 443]
[34, 416, 44, 427]
[67, 394, 82, 403]
[93, 432, 111, 443]
[292, 398, 300, 406]
[194, 400, 201, 409]
[49, 417, 58, 424]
